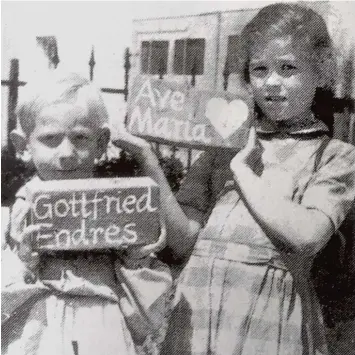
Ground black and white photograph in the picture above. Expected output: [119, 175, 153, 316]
[1, 1, 355, 354]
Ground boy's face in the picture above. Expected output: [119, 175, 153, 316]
[28, 103, 105, 181]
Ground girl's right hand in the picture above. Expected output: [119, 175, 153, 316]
[111, 129, 153, 161]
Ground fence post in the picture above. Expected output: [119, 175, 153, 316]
[7, 59, 20, 156]
[89, 46, 96, 81]
[124, 48, 131, 102]
[223, 60, 230, 91]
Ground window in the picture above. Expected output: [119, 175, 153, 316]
[226, 35, 240, 73]
[140, 41, 169, 75]
[173, 39, 205, 75]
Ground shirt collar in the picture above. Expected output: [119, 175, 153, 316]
[255, 116, 329, 135]
[16, 175, 42, 200]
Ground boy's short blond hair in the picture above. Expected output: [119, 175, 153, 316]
[16, 71, 109, 136]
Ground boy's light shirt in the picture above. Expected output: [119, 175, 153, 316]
[2, 176, 172, 339]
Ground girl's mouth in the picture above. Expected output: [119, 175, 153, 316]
[265, 96, 287, 102]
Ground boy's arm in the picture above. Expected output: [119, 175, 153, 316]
[5, 198, 51, 284]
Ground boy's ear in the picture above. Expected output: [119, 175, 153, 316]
[10, 128, 32, 162]
[96, 125, 111, 158]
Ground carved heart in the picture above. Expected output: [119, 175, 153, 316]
[205, 98, 249, 139]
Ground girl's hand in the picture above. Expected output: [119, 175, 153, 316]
[124, 215, 167, 260]
[111, 128, 152, 161]
[230, 127, 263, 175]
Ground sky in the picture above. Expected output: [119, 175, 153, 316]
[2, 1, 300, 85]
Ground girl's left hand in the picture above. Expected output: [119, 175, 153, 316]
[124, 214, 167, 260]
[230, 127, 263, 175]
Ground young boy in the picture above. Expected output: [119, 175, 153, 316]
[2, 71, 172, 355]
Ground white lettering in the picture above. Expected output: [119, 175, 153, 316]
[69, 193, 80, 218]
[80, 193, 91, 218]
[122, 195, 137, 214]
[192, 124, 211, 144]
[54, 199, 70, 218]
[170, 91, 185, 111]
[91, 192, 103, 220]
[105, 224, 121, 243]
[154, 117, 170, 139]
[90, 227, 104, 245]
[71, 219, 88, 246]
[104, 195, 122, 214]
[137, 187, 158, 213]
[33, 194, 52, 220]
[128, 106, 153, 134]
[135, 79, 156, 107]
[55, 229, 71, 248]
[154, 88, 171, 109]
[123, 223, 138, 243]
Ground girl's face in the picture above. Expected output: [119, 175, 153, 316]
[249, 35, 320, 122]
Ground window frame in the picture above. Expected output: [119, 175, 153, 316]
[140, 40, 169, 75]
[173, 38, 205, 75]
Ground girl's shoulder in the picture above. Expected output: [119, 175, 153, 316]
[321, 138, 355, 167]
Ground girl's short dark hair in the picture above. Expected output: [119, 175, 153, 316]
[239, 2, 336, 132]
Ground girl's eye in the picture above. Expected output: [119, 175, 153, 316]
[76, 134, 88, 141]
[252, 66, 267, 71]
[280, 64, 298, 76]
[251, 65, 268, 77]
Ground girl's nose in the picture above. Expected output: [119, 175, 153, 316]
[265, 70, 282, 87]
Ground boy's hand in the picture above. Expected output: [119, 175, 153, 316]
[230, 127, 263, 175]
[11, 200, 51, 278]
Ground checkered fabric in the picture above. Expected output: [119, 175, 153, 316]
[162, 240, 328, 355]
[160, 134, 355, 355]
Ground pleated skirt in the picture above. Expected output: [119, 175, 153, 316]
[162, 243, 328, 355]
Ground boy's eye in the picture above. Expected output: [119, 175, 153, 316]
[72, 133, 91, 145]
[39, 134, 62, 147]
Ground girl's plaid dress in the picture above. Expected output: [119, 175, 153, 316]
[162, 124, 355, 355]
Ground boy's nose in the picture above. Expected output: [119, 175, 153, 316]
[58, 138, 77, 168]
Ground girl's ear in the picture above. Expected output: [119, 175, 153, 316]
[96, 125, 111, 158]
[10, 128, 32, 163]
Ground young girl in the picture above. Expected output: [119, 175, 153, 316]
[2, 72, 172, 355]
[115, 3, 355, 355]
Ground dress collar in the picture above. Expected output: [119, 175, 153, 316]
[255, 116, 329, 135]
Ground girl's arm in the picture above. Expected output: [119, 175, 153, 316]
[230, 128, 334, 256]
[112, 132, 201, 259]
